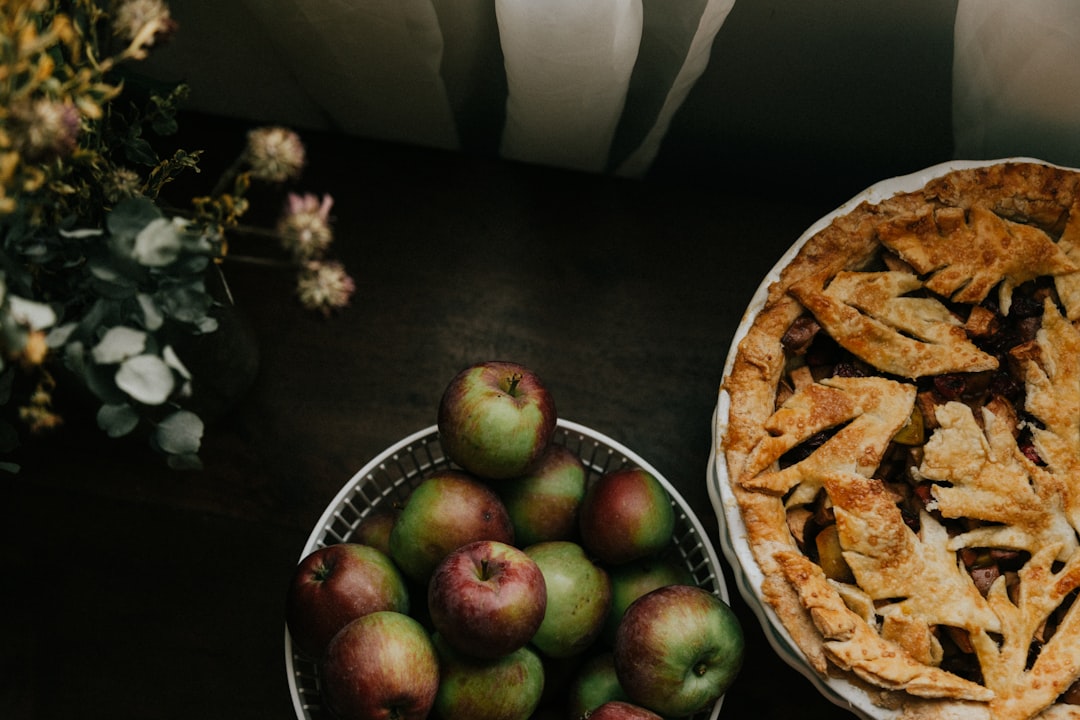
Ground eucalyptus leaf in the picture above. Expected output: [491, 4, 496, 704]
[135, 293, 164, 330]
[0, 367, 13, 404]
[97, 403, 140, 438]
[115, 353, 175, 405]
[0, 418, 18, 451]
[133, 217, 183, 267]
[88, 259, 129, 282]
[90, 276, 138, 300]
[196, 316, 219, 334]
[7, 295, 57, 331]
[162, 345, 191, 379]
[82, 360, 128, 404]
[155, 410, 203, 454]
[59, 227, 105, 239]
[91, 326, 147, 364]
[124, 135, 158, 166]
[158, 285, 213, 324]
[45, 322, 78, 348]
[106, 197, 163, 247]
[166, 453, 203, 471]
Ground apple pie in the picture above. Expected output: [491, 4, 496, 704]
[719, 161, 1080, 719]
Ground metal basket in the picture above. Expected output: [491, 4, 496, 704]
[286, 418, 729, 720]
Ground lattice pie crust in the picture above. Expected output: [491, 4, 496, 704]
[721, 162, 1080, 719]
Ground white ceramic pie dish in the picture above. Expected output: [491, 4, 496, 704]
[707, 157, 1075, 718]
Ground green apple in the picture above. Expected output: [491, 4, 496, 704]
[525, 540, 611, 659]
[614, 585, 744, 717]
[567, 651, 629, 719]
[498, 443, 586, 546]
[602, 557, 694, 646]
[432, 633, 544, 720]
[388, 469, 515, 584]
[437, 360, 557, 480]
[578, 467, 675, 566]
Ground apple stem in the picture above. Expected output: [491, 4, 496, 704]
[505, 372, 522, 396]
[694, 661, 709, 677]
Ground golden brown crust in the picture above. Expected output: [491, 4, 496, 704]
[721, 162, 1080, 719]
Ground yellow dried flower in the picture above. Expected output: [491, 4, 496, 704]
[20, 330, 49, 367]
[18, 374, 62, 434]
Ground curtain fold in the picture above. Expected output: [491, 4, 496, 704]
[952, 0, 1080, 167]
[233, 0, 736, 177]
[239, 0, 460, 150]
[613, 0, 737, 177]
[494, 0, 643, 174]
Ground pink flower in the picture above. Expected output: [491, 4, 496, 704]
[112, 0, 177, 50]
[296, 260, 355, 316]
[277, 193, 334, 260]
[244, 126, 305, 182]
[10, 98, 81, 159]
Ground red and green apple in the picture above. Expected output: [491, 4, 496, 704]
[437, 361, 556, 480]
[285, 543, 409, 658]
[427, 539, 547, 659]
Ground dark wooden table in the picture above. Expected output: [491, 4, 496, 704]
[3, 113, 914, 719]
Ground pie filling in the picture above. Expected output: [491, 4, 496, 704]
[723, 163, 1080, 719]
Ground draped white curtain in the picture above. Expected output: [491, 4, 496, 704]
[234, 0, 737, 177]
[152, 2, 1080, 177]
[952, 0, 1080, 167]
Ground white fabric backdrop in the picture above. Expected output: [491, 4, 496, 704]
[952, 0, 1080, 167]
[148, 1, 1079, 176]
[233, 0, 737, 177]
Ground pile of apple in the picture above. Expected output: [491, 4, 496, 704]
[286, 361, 744, 720]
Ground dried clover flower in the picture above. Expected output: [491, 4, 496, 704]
[277, 193, 334, 261]
[244, 127, 305, 183]
[104, 167, 144, 203]
[112, 0, 177, 51]
[296, 260, 355, 316]
[8, 99, 81, 160]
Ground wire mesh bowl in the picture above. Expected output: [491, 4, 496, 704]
[285, 418, 730, 720]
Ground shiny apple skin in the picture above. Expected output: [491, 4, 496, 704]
[568, 651, 630, 719]
[352, 505, 399, 557]
[285, 543, 410, 658]
[321, 611, 439, 720]
[525, 540, 612, 659]
[427, 540, 547, 659]
[437, 361, 557, 480]
[431, 633, 544, 720]
[586, 700, 665, 720]
[602, 557, 694, 646]
[388, 469, 515, 584]
[578, 467, 675, 566]
[498, 443, 586, 546]
[614, 585, 744, 718]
